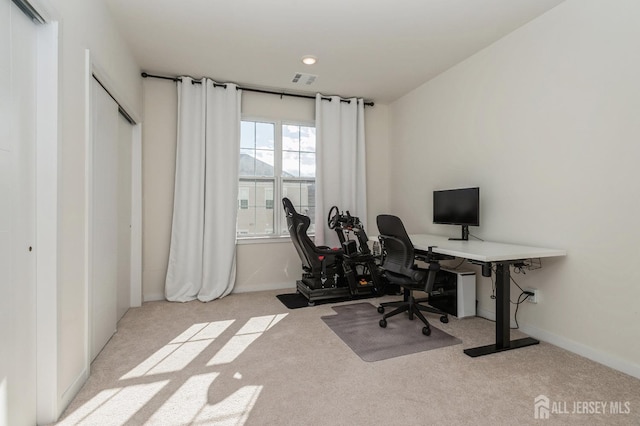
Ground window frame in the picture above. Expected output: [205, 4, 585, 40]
[238, 116, 316, 241]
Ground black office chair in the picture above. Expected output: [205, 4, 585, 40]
[376, 214, 448, 336]
[282, 198, 345, 298]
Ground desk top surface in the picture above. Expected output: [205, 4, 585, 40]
[409, 234, 567, 263]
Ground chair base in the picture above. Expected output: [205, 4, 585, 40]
[378, 289, 448, 334]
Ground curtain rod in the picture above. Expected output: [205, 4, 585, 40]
[141, 72, 374, 107]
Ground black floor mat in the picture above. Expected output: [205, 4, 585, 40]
[276, 292, 377, 309]
[276, 293, 340, 309]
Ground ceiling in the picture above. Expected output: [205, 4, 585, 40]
[104, 0, 565, 104]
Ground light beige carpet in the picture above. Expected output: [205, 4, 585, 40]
[54, 289, 640, 426]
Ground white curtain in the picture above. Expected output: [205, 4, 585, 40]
[165, 77, 241, 302]
[314, 94, 367, 247]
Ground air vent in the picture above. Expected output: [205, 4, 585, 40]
[292, 73, 318, 86]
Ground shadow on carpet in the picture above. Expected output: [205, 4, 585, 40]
[276, 292, 376, 309]
[321, 302, 461, 362]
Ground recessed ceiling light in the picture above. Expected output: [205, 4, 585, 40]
[301, 56, 317, 65]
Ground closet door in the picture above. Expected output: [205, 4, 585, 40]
[0, 0, 38, 424]
[91, 78, 119, 360]
[117, 112, 133, 321]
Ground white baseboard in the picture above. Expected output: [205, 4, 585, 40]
[232, 281, 295, 294]
[58, 367, 89, 420]
[143, 283, 295, 302]
[519, 322, 640, 380]
[477, 307, 517, 327]
[476, 308, 640, 380]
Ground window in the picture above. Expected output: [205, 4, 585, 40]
[238, 119, 315, 237]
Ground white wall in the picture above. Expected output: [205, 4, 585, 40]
[389, 0, 640, 376]
[141, 78, 175, 301]
[141, 81, 390, 298]
[43, 0, 142, 416]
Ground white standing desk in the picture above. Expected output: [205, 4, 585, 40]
[409, 234, 567, 357]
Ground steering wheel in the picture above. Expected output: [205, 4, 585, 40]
[327, 206, 340, 229]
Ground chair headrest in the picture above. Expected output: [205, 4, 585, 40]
[282, 197, 296, 218]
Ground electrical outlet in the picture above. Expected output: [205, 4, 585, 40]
[525, 288, 538, 304]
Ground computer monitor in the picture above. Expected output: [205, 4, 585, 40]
[433, 187, 479, 241]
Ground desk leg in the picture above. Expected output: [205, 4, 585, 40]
[496, 262, 510, 348]
[464, 261, 539, 357]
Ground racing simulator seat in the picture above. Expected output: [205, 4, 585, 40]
[283, 198, 384, 305]
[282, 198, 350, 304]
[376, 214, 449, 336]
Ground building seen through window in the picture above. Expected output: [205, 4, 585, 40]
[238, 120, 315, 237]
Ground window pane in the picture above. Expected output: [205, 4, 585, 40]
[282, 151, 300, 177]
[254, 206, 274, 234]
[283, 124, 315, 179]
[265, 187, 274, 210]
[237, 179, 274, 236]
[300, 153, 315, 178]
[301, 181, 316, 208]
[300, 126, 316, 152]
[240, 121, 255, 149]
[282, 125, 300, 151]
[282, 180, 315, 235]
[282, 181, 301, 205]
[239, 149, 255, 176]
[254, 181, 274, 234]
[237, 182, 255, 234]
[237, 183, 254, 209]
[255, 150, 274, 176]
[237, 206, 255, 235]
[256, 122, 274, 150]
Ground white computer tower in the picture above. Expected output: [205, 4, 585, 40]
[430, 268, 476, 318]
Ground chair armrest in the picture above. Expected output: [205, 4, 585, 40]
[423, 261, 440, 293]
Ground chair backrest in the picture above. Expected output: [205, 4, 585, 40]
[282, 197, 315, 270]
[376, 214, 440, 292]
[376, 214, 416, 276]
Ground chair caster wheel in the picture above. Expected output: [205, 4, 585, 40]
[307, 301, 315, 307]
[422, 326, 431, 336]
[440, 316, 448, 324]
[377, 306, 385, 314]
[379, 319, 387, 328]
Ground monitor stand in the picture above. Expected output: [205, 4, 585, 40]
[449, 225, 469, 241]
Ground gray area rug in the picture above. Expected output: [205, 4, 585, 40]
[321, 302, 461, 362]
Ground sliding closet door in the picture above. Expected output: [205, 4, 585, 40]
[0, 0, 38, 424]
[91, 78, 119, 360]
